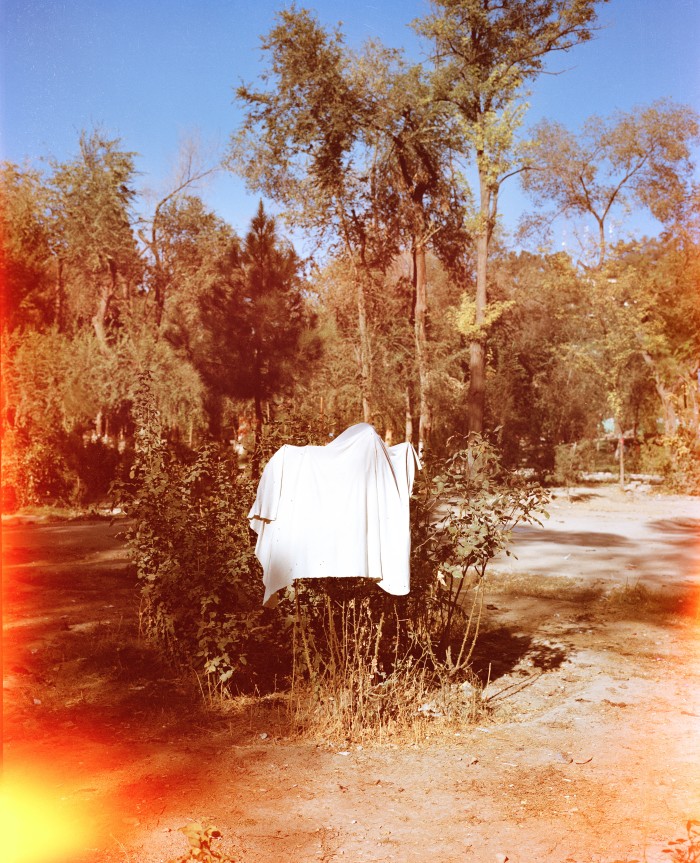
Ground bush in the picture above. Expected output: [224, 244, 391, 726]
[1, 423, 132, 509]
[1, 426, 75, 506]
[553, 443, 584, 487]
[290, 433, 550, 739]
[640, 431, 700, 494]
[68, 437, 127, 504]
[116, 374, 282, 696]
[121, 382, 550, 738]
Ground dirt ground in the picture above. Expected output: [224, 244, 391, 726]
[2, 485, 699, 863]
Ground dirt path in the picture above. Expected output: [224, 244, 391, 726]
[2, 487, 699, 863]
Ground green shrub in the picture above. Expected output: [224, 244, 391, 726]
[553, 443, 584, 487]
[116, 374, 279, 696]
[2, 426, 75, 506]
[121, 380, 550, 736]
[640, 431, 700, 494]
[290, 433, 550, 739]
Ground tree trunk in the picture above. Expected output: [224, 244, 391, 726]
[641, 351, 678, 435]
[413, 244, 431, 455]
[684, 365, 700, 442]
[54, 258, 65, 332]
[357, 274, 373, 423]
[405, 382, 414, 445]
[596, 215, 606, 267]
[252, 389, 264, 480]
[618, 435, 625, 488]
[93, 264, 116, 351]
[614, 417, 625, 488]
[468, 170, 492, 434]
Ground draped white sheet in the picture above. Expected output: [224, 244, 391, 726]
[248, 423, 420, 606]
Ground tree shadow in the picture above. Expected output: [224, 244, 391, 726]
[650, 517, 700, 536]
[469, 625, 570, 685]
[567, 492, 603, 503]
[513, 526, 633, 548]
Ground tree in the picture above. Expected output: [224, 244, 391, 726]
[606, 237, 700, 442]
[486, 250, 605, 469]
[235, 201, 312, 454]
[230, 8, 468, 452]
[187, 202, 315, 467]
[48, 130, 143, 347]
[521, 101, 700, 266]
[231, 8, 377, 422]
[0, 163, 55, 331]
[139, 138, 218, 328]
[414, 0, 606, 432]
[368, 55, 469, 452]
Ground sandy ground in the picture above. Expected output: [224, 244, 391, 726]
[2, 485, 699, 863]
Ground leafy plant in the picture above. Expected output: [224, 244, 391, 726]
[410, 433, 550, 672]
[290, 432, 549, 740]
[168, 822, 236, 863]
[115, 373, 275, 696]
[640, 431, 700, 495]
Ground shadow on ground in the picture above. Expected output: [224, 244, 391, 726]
[468, 625, 571, 685]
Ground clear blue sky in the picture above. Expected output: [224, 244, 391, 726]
[2, 0, 699, 247]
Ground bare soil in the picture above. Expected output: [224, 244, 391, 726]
[3, 485, 699, 863]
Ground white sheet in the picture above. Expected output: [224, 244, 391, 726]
[248, 423, 420, 606]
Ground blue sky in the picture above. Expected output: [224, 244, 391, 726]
[2, 0, 699, 248]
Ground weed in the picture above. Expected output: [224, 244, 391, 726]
[604, 581, 686, 618]
[168, 822, 236, 863]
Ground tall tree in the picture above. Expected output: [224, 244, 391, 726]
[521, 101, 700, 266]
[606, 237, 700, 441]
[48, 131, 142, 347]
[139, 139, 218, 328]
[238, 202, 311, 451]
[0, 163, 54, 331]
[369, 55, 468, 452]
[231, 8, 466, 451]
[191, 202, 314, 466]
[486, 250, 604, 468]
[231, 8, 377, 422]
[414, 0, 605, 432]
[145, 194, 233, 337]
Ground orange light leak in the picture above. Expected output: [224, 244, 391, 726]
[2, 483, 104, 862]
[1, 767, 97, 863]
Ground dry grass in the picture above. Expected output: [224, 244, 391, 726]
[487, 572, 603, 603]
[284, 594, 488, 745]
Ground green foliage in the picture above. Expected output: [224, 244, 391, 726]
[48, 129, 142, 337]
[411, 433, 550, 665]
[553, 443, 584, 488]
[640, 432, 700, 495]
[1, 423, 129, 507]
[290, 431, 549, 739]
[117, 374, 272, 694]
[454, 295, 514, 342]
[0, 162, 54, 330]
[3, 428, 75, 506]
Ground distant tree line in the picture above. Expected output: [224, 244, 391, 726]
[2, 0, 700, 508]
